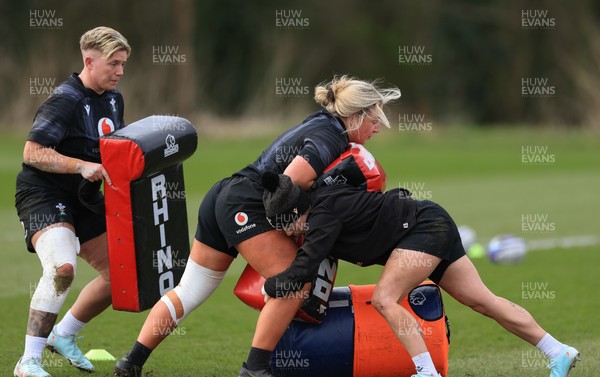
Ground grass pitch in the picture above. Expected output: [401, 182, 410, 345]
[0, 126, 598, 376]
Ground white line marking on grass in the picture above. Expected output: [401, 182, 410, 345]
[526, 235, 599, 251]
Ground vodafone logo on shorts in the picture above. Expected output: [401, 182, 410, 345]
[97, 117, 115, 136]
[234, 212, 256, 234]
[234, 212, 249, 226]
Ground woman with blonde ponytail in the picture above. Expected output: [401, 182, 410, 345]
[115, 75, 401, 377]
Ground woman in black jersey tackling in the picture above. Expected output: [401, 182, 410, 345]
[115, 75, 402, 377]
[258, 173, 579, 377]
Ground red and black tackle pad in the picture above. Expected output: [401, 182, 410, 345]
[100, 115, 197, 311]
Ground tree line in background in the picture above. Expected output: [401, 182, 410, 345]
[2, 0, 599, 130]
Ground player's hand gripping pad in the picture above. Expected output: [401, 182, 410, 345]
[234, 256, 338, 324]
[100, 116, 197, 311]
[233, 144, 386, 323]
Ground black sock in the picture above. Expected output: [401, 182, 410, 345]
[128, 341, 153, 367]
[245, 347, 272, 371]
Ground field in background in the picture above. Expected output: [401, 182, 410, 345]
[0, 126, 598, 376]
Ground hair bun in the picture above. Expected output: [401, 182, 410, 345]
[261, 171, 280, 192]
[326, 87, 335, 103]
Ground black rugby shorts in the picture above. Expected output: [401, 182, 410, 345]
[16, 181, 106, 253]
[395, 200, 466, 283]
[195, 175, 274, 257]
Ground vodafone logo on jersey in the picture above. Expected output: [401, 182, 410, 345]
[97, 117, 115, 136]
[234, 212, 249, 226]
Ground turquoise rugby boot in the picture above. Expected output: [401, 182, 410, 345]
[13, 357, 51, 377]
[46, 326, 94, 372]
[548, 345, 580, 377]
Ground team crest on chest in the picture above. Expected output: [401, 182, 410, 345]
[97, 117, 115, 136]
[109, 97, 117, 113]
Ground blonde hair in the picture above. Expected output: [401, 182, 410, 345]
[314, 75, 401, 131]
[80, 26, 131, 59]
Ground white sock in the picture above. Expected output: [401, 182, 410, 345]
[412, 351, 438, 376]
[55, 310, 86, 337]
[536, 333, 565, 360]
[23, 335, 47, 361]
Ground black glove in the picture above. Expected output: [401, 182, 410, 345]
[263, 268, 306, 298]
